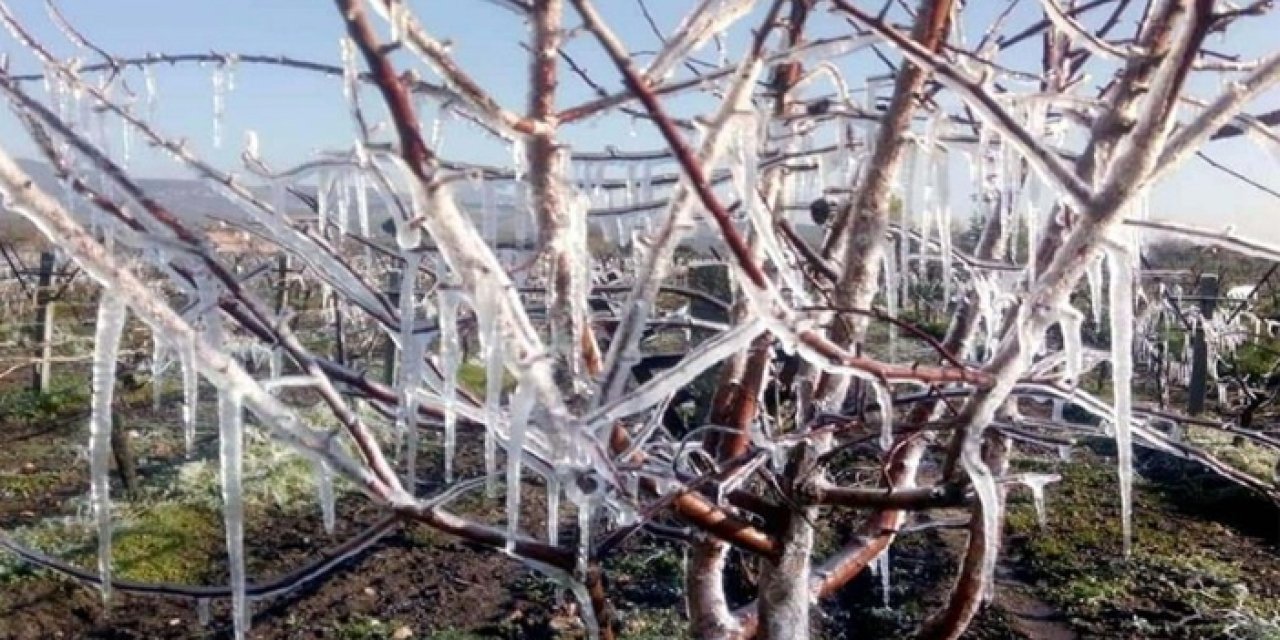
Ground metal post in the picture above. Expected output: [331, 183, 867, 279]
[1188, 274, 1218, 415]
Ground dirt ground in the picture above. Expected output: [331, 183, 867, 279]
[1, 387, 1277, 639]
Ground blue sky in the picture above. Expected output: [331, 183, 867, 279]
[1, 1, 1277, 238]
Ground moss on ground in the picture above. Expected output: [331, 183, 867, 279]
[0, 381, 87, 428]
[0, 471, 62, 500]
[1004, 452, 1280, 638]
[455, 360, 515, 398]
[617, 608, 690, 640]
[0, 502, 222, 586]
[109, 502, 222, 583]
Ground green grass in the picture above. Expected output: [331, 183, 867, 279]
[110, 502, 223, 583]
[0, 471, 62, 500]
[0, 380, 87, 428]
[0, 502, 222, 586]
[1005, 454, 1280, 638]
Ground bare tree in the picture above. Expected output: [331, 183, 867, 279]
[0, 1, 1278, 639]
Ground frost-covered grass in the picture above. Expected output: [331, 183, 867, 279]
[1005, 451, 1280, 639]
[0, 395, 356, 588]
[0, 502, 222, 585]
[1181, 426, 1279, 484]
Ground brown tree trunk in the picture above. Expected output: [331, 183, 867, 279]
[918, 433, 1010, 640]
[110, 409, 139, 495]
[816, 0, 955, 406]
[756, 443, 821, 640]
[687, 539, 739, 639]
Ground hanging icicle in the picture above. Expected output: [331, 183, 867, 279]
[180, 332, 199, 456]
[89, 294, 128, 604]
[438, 288, 461, 482]
[209, 314, 249, 640]
[1105, 244, 1136, 557]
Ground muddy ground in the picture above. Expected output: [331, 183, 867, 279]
[1, 381, 1277, 640]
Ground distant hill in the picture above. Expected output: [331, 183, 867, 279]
[5, 159, 825, 255]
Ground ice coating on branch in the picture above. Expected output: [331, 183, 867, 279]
[89, 294, 127, 603]
[645, 0, 753, 81]
[1105, 245, 1136, 556]
[730, 112, 801, 295]
[594, 54, 762, 404]
[438, 288, 461, 482]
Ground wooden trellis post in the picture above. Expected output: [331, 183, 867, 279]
[30, 250, 55, 393]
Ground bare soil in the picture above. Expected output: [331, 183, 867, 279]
[1, 396, 1277, 639]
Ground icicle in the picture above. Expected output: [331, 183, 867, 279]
[211, 64, 226, 149]
[396, 252, 425, 488]
[505, 379, 538, 550]
[269, 349, 282, 380]
[575, 489, 593, 578]
[875, 381, 894, 450]
[1086, 255, 1104, 326]
[515, 558, 601, 640]
[335, 173, 351, 236]
[898, 142, 916, 309]
[935, 148, 953, 305]
[210, 315, 249, 640]
[1106, 246, 1135, 557]
[1026, 477, 1052, 529]
[340, 36, 359, 103]
[142, 65, 157, 118]
[317, 171, 331, 232]
[150, 332, 166, 411]
[640, 160, 655, 203]
[315, 460, 336, 534]
[438, 289, 461, 482]
[1060, 307, 1084, 384]
[180, 333, 198, 456]
[355, 172, 370, 237]
[547, 473, 561, 546]
[196, 597, 211, 626]
[876, 548, 891, 609]
[884, 252, 899, 363]
[89, 294, 128, 603]
[479, 288, 504, 497]
[388, 0, 408, 44]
